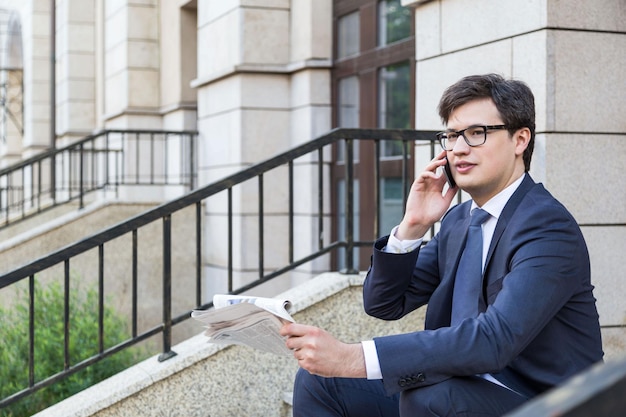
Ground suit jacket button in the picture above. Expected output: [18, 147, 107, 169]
[416, 373, 425, 382]
[398, 378, 406, 387]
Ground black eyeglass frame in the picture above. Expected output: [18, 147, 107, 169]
[437, 125, 509, 151]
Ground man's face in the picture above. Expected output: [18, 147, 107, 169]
[446, 98, 528, 206]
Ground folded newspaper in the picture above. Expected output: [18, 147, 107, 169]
[191, 294, 295, 356]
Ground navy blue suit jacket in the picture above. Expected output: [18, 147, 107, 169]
[363, 175, 603, 397]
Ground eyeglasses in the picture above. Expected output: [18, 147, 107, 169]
[437, 125, 509, 151]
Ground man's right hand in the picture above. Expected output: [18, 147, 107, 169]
[395, 150, 458, 240]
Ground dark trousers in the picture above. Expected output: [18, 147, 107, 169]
[292, 368, 529, 417]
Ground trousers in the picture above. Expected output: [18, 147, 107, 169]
[292, 368, 529, 417]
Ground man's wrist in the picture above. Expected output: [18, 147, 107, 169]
[385, 226, 422, 254]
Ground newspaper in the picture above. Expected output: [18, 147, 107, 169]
[191, 294, 295, 356]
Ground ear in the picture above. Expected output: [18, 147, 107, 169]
[514, 127, 531, 157]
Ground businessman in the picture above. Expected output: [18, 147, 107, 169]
[281, 73, 603, 416]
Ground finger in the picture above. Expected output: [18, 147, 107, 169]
[279, 322, 293, 337]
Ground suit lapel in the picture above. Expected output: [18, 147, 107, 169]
[484, 175, 536, 274]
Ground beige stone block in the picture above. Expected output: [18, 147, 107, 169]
[162, 108, 198, 131]
[105, 72, 128, 112]
[56, 101, 68, 133]
[30, 12, 50, 38]
[241, 109, 290, 161]
[529, 133, 546, 184]
[31, 36, 50, 59]
[241, 8, 289, 65]
[549, 31, 626, 132]
[23, 81, 50, 111]
[129, 0, 158, 6]
[197, 77, 242, 117]
[290, 162, 332, 213]
[310, 0, 332, 59]
[127, 4, 158, 40]
[414, 0, 441, 60]
[66, 53, 95, 78]
[63, 23, 95, 53]
[64, 100, 95, 131]
[201, 0, 289, 25]
[290, 105, 332, 144]
[290, 69, 331, 108]
[67, 0, 96, 22]
[127, 70, 159, 107]
[439, 0, 545, 54]
[22, 121, 50, 148]
[511, 31, 548, 132]
[416, 39, 513, 129]
[104, 8, 127, 49]
[105, 43, 126, 76]
[127, 40, 159, 69]
[200, 0, 238, 25]
[197, 112, 242, 164]
[547, 0, 624, 31]
[26, 101, 51, 122]
[581, 226, 626, 326]
[290, 0, 332, 62]
[103, 113, 163, 130]
[241, 73, 289, 109]
[67, 79, 96, 101]
[544, 133, 626, 225]
[105, 0, 126, 17]
[197, 11, 240, 78]
[242, 0, 290, 8]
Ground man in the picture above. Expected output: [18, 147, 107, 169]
[280, 73, 603, 416]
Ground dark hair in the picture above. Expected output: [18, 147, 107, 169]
[437, 73, 535, 171]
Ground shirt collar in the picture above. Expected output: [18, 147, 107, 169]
[471, 173, 526, 219]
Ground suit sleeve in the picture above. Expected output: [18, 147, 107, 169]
[363, 234, 441, 320]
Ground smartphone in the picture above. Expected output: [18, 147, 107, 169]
[443, 157, 456, 188]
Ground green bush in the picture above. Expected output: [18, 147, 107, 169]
[0, 280, 146, 417]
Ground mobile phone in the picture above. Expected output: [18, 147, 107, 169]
[443, 157, 456, 188]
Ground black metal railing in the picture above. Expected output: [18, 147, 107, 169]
[0, 128, 439, 409]
[0, 129, 198, 228]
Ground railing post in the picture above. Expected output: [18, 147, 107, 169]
[158, 214, 177, 361]
[79, 143, 84, 209]
[190, 133, 196, 189]
[344, 138, 358, 274]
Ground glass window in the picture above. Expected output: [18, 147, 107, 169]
[338, 76, 359, 128]
[336, 179, 360, 270]
[378, 61, 410, 157]
[380, 177, 404, 236]
[338, 11, 360, 59]
[337, 76, 360, 162]
[378, 0, 411, 46]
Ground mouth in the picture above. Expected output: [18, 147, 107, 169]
[455, 161, 476, 174]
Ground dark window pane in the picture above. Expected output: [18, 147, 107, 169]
[338, 11, 360, 59]
[378, 0, 411, 46]
[378, 61, 410, 157]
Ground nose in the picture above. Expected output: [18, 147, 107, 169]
[451, 134, 470, 153]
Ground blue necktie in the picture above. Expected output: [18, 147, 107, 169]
[451, 208, 491, 325]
